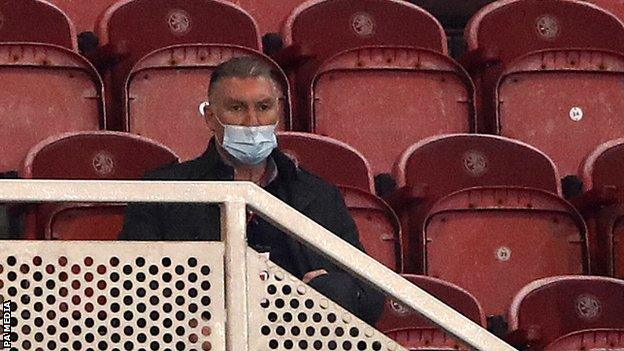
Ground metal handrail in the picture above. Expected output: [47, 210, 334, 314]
[0, 179, 516, 350]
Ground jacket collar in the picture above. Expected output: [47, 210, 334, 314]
[196, 137, 316, 211]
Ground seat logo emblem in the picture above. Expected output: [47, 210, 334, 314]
[569, 107, 583, 121]
[536, 15, 560, 40]
[463, 150, 488, 177]
[575, 294, 601, 321]
[351, 12, 375, 37]
[496, 246, 512, 261]
[167, 10, 192, 35]
[92, 151, 115, 176]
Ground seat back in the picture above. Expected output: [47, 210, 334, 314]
[544, 329, 624, 351]
[23, 131, 179, 239]
[509, 276, 624, 349]
[465, 0, 624, 132]
[497, 49, 624, 177]
[583, 1, 624, 22]
[284, 0, 447, 59]
[466, 0, 624, 63]
[277, 132, 374, 193]
[0, 43, 103, 174]
[0, 0, 76, 50]
[126, 44, 291, 161]
[376, 274, 485, 351]
[47, 203, 127, 240]
[231, 0, 306, 34]
[425, 186, 588, 318]
[394, 134, 560, 273]
[97, 0, 260, 130]
[49, 0, 117, 32]
[338, 186, 401, 271]
[311, 46, 475, 176]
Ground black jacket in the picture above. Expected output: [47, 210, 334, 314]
[119, 138, 368, 276]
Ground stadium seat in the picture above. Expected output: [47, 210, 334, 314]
[377, 275, 485, 350]
[0, 0, 77, 50]
[0, 43, 104, 175]
[464, 0, 624, 132]
[425, 186, 588, 319]
[95, 0, 261, 130]
[496, 49, 624, 178]
[309, 46, 475, 177]
[22, 131, 179, 239]
[283, 0, 447, 60]
[231, 0, 305, 34]
[392, 134, 561, 273]
[508, 276, 624, 350]
[49, 0, 117, 32]
[280, 0, 448, 130]
[580, 138, 624, 277]
[126, 44, 291, 161]
[338, 186, 401, 271]
[277, 132, 374, 193]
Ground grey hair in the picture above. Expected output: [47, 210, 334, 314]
[208, 56, 281, 99]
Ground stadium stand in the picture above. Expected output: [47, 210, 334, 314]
[463, 0, 624, 132]
[277, 132, 374, 193]
[424, 186, 588, 320]
[22, 131, 179, 239]
[94, 0, 261, 130]
[391, 134, 561, 273]
[126, 44, 291, 161]
[508, 276, 624, 350]
[376, 275, 486, 350]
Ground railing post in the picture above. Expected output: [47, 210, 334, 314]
[221, 201, 249, 351]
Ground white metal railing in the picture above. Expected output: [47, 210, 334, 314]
[0, 179, 516, 350]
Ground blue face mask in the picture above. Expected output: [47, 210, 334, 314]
[218, 120, 278, 166]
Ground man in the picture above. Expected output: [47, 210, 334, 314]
[120, 56, 383, 324]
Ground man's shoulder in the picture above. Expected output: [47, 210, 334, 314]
[291, 166, 340, 198]
[142, 158, 206, 180]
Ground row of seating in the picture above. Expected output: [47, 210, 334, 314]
[3, 0, 624, 184]
[377, 275, 624, 350]
[8, 130, 621, 311]
[9, 130, 624, 350]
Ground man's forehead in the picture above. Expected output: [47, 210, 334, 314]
[211, 76, 279, 100]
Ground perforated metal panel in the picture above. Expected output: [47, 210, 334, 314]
[0, 241, 225, 351]
[247, 249, 407, 351]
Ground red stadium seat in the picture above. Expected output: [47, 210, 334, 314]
[49, 0, 118, 32]
[425, 187, 588, 318]
[22, 131, 179, 239]
[0, 43, 103, 174]
[283, 0, 447, 60]
[464, 0, 624, 132]
[277, 132, 374, 193]
[0, 0, 77, 50]
[377, 275, 486, 351]
[126, 44, 291, 161]
[496, 49, 624, 178]
[95, 0, 261, 130]
[281, 0, 448, 130]
[509, 276, 624, 350]
[580, 139, 624, 276]
[392, 134, 561, 273]
[309, 46, 475, 177]
[339, 186, 401, 271]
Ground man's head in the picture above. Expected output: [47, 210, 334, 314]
[201, 56, 284, 165]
